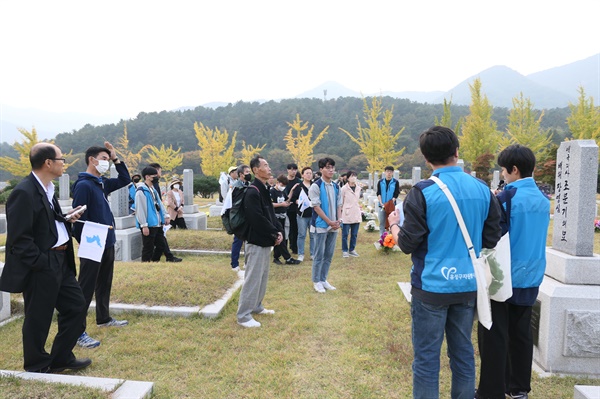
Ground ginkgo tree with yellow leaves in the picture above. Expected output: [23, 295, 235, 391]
[284, 114, 329, 168]
[144, 144, 183, 183]
[567, 86, 600, 146]
[114, 123, 152, 174]
[238, 141, 267, 166]
[0, 126, 77, 178]
[339, 97, 405, 175]
[194, 121, 237, 178]
[501, 93, 553, 163]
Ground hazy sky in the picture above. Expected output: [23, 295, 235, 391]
[1, 0, 599, 119]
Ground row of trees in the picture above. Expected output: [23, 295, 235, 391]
[1, 83, 598, 192]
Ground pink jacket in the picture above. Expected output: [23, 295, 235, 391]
[340, 184, 362, 224]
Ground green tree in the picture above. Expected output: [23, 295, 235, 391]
[339, 97, 405, 175]
[460, 79, 501, 167]
[0, 127, 77, 178]
[194, 122, 237, 178]
[144, 144, 184, 184]
[501, 93, 553, 162]
[567, 86, 600, 146]
[284, 114, 329, 169]
[434, 97, 463, 134]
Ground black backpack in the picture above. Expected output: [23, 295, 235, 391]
[221, 185, 258, 240]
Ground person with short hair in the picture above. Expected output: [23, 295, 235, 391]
[148, 163, 182, 262]
[388, 126, 502, 399]
[270, 174, 301, 265]
[377, 165, 400, 235]
[0, 143, 91, 373]
[285, 163, 301, 254]
[236, 155, 283, 328]
[129, 173, 142, 214]
[72, 142, 130, 349]
[476, 144, 550, 399]
[135, 166, 168, 262]
[309, 157, 342, 293]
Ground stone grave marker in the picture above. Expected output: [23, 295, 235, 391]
[412, 167, 421, 185]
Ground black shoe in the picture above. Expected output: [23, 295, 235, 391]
[285, 258, 301, 265]
[28, 366, 51, 373]
[166, 257, 183, 262]
[49, 357, 92, 373]
[273, 258, 283, 265]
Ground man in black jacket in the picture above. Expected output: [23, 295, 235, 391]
[236, 155, 283, 328]
[0, 143, 90, 373]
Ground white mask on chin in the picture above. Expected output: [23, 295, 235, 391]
[173, 184, 180, 190]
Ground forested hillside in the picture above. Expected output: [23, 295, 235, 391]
[46, 97, 571, 176]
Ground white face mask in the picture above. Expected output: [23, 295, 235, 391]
[95, 159, 110, 174]
[173, 184, 180, 190]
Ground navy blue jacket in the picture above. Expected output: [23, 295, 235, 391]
[71, 162, 131, 247]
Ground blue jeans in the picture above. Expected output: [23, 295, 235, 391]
[341, 223, 359, 252]
[231, 235, 243, 268]
[312, 230, 337, 283]
[411, 297, 476, 399]
[296, 216, 314, 257]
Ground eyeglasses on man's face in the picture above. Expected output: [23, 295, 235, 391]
[51, 158, 66, 162]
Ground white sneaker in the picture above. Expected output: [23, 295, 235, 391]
[258, 309, 275, 315]
[322, 281, 336, 290]
[349, 250, 359, 257]
[342, 252, 349, 258]
[232, 266, 240, 271]
[313, 282, 326, 293]
[237, 319, 261, 328]
[297, 255, 304, 262]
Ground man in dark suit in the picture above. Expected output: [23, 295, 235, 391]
[0, 143, 91, 373]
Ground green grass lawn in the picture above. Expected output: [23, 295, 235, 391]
[1, 217, 598, 398]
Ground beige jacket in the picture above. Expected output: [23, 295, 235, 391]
[166, 189, 184, 219]
[340, 183, 362, 224]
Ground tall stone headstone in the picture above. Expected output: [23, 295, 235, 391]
[368, 173, 373, 190]
[58, 173, 72, 212]
[182, 169, 206, 230]
[491, 170, 500, 190]
[393, 170, 399, 180]
[411, 167, 421, 186]
[535, 140, 600, 377]
[374, 172, 379, 186]
[552, 140, 598, 256]
[470, 171, 477, 178]
[457, 159, 465, 171]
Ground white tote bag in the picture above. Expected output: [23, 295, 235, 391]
[431, 176, 493, 330]
[481, 231, 512, 302]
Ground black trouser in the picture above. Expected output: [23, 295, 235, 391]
[274, 217, 291, 260]
[477, 301, 534, 399]
[170, 216, 187, 229]
[287, 209, 298, 253]
[78, 246, 115, 327]
[141, 227, 167, 262]
[22, 250, 86, 371]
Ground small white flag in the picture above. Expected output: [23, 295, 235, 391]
[298, 189, 311, 213]
[77, 221, 110, 262]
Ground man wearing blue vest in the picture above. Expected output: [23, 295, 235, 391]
[309, 157, 342, 294]
[476, 145, 550, 399]
[388, 126, 501, 399]
[377, 165, 399, 235]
